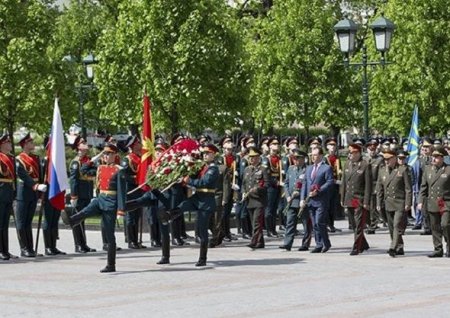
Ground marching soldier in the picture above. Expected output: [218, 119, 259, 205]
[69, 136, 97, 253]
[279, 149, 309, 251]
[415, 138, 433, 235]
[376, 149, 412, 257]
[364, 137, 385, 234]
[242, 147, 270, 249]
[418, 146, 450, 258]
[41, 137, 66, 256]
[0, 134, 18, 260]
[340, 143, 372, 256]
[324, 137, 342, 232]
[63, 143, 126, 272]
[236, 136, 254, 239]
[262, 137, 282, 237]
[15, 133, 47, 257]
[121, 135, 147, 249]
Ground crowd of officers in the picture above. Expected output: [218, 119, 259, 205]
[1, 130, 450, 272]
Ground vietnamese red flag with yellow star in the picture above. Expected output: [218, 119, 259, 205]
[137, 92, 155, 190]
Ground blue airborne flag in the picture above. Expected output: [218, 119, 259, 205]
[406, 105, 420, 193]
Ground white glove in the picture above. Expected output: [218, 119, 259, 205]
[70, 199, 78, 207]
[300, 200, 305, 208]
[234, 171, 239, 177]
[36, 184, 47, 192]
[231, 184, 240, 191]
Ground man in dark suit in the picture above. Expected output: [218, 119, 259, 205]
[300, 147, 334, 253]
[340, 143, 372, 255]
[418, 146, 450, 257]
[376, 149, 412, 257]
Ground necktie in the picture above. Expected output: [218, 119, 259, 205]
[311, 164, 318, 180]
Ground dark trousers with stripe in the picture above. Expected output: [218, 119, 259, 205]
[347, 206, 369, 252]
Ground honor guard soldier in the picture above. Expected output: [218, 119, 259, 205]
[324, 137, 343, 232]
[121, 135, 147, 249]
[41, 137, 66, 256]
[259, 136, 270, 157]
[364, 137, 385, 234]
[69, 136, 97, 253]
[0, 134, 18, 260]
[418, 146, 450, 258]
[261, 137, 282, 237]
[209, 136, 239, 247]
[63, 143, 126, 272]
[279, 149, 309, 251]
[376, 149, 412, 257]
[340, 143, 372, 255]
[15, 133, 47, 257]
[242, 147, 270, 249]
[159, 144, 220, 266]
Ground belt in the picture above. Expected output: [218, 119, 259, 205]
[271, 173, 280, 177]
[99, 190, 117, 195]
[80, 176, 95, 181]
[0, 178, 13, 183]
[196, 188, 216, 194]
[18, 178, 39, 182]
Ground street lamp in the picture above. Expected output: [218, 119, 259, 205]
[63, 53, 98, 139]
[334, 14, 396, 141]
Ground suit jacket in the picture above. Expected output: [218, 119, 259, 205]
[242, 163, 269, 209]
[284, 164, 306, 208]
[419, 164, 450, 213]
[376, 164, 412, 211]
[340, 159, 372, 208]
[300, 162, 334, 208]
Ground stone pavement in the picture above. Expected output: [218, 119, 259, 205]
[1, 220, 450, 318]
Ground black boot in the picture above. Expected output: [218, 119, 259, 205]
[73, 226, 86, 253]
[24, 227, 37, 257]
[51, 228, 66, 255]
[195, 243, 208, 267]
[125, 199, 145, 212]
[0, 229, 8, 260]
[157, 236, 170, 264]
[136, 223, 147, 248]
[68, 212, 87, 228]
[127, 225, 139, 249]
[44, 230, 56, 256]
[150, 222, 161, 247]
[158, 208, 183, 225]
[100, 243, 116, 273]
[1, 229, 17, 260]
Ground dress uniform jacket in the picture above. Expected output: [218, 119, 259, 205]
[121, 152, 143, 200]
[16, 152, 41, 201]
[70, 155, 96, 203]
[340, 159, 372, 208]
[376, 165, 413, 211]
[0, 152, 15, 203]
[242, 164, 270, 208]
[419, 164, 450, 213]
[185, 164, 220, 213]
[284, 164, 306, 209]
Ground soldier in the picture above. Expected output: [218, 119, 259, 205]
[41, 137, 66, 256]
[418, 146, 450, 258]
[236, 136, 254, 239]
[261, 137, 282, 237]
[69, 136, 97, 253]
[414, 137, 433, 234]
[63, 143, 126, 272]
[0, 134, 18, 260]
[279, 149, 309, 251]
[160, 144, 220, 266]
[376, 149, 412, 257]
[324, 137, 342, 232]
[260, 137, 270, 157]
[242, 147, 270, 249]
[444, 141, 450, 165]
[121, 135, 147, 249]
[364, 137, 385, 234]
[340, 143, 371, 256]
[15, 133, 47, 257]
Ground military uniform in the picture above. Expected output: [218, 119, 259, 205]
[324, 138, 343, 231]
[0, 135, 16, 260]
[340, 145, 372, 255]
[416, 155, 432, 233]
[365, 152, 385, 232]
[16, 135, 44, 257]
[376, 154, 412, 256]
[418, 148, 450, 257]
[237, 150, 252, 238]
[65, 143, 126, 272]
[69, 153, 97, 253]
[242, 148, 270, 248]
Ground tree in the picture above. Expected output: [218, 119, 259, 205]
[0, 0, 58, 137]
[96, 0, 247, 135]
[369, 0, 450, 136]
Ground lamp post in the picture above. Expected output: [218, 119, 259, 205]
[334, 15, 396, 141]
[63, 53, 98, 140]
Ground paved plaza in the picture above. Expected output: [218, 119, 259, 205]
[1, 220, 450, 318]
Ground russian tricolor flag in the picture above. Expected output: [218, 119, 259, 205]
[48, 98, 69, 210]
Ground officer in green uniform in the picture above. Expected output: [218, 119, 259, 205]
[69, 136, 97, 253]
[0, 134, 18, 260]
[418, 146, 450, 258]
[416, 138, 433, 235]
[63, 143, 126, 272]
[376, 149, 412, 257]
[340, 143, 372, 255]
[16, 133, 47, 257]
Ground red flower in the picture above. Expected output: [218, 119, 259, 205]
[295, 181, 302, 189]
[311, 184, 320, 192]
[438, 197, 445, 216]
[258, 179, 265, 187]
[351, 198, 360, 209]
[163, 167, 172, 175]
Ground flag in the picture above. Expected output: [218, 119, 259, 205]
[406, 105, 420, 193]
[136, 92, 155, 190]
[48, 98, 69, 210]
